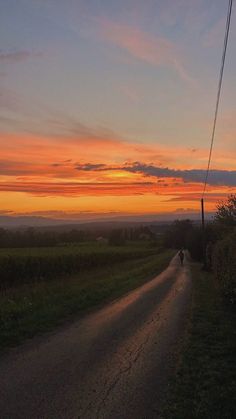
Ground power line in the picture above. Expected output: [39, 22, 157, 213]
[202, 0, 233, 197]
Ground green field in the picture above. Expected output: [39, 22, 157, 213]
[0, 241, 154, 256]
[0, 243, 174, 350]
[0, 242, 160, 290]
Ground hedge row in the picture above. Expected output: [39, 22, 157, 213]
[213, 232, 236, 304]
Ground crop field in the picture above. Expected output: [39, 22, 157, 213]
[0, 246, 174, 349]
[0, 242, 160, 290]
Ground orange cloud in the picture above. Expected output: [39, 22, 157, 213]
[2, 130, 234, 174]
[167, 192, 232, 206]
[0, 180, 156, 197]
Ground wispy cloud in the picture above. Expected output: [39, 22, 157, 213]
[168, 192, 231, 203]
[0, 157, 233, 201]
[97, 18, 194, 84]
[0, 50, 42, 63]
[6, 209, 122, 220]
[1, 127, 235, 183]
[203, 18, 225, 48]
[0, 180, 154, 197]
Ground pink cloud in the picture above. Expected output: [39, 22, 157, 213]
[119, 84, 141, 103]
[97, 18, 194, 84]
[203, 18, 225, 48]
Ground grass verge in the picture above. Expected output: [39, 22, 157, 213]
[0, 249, 174, 351]
[162, 263, 236, 419]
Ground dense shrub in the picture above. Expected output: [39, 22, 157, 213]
[213, 232, 236, 303]
[215, 194, 236, 227]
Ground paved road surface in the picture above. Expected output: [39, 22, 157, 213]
[0, 253, 191, 419]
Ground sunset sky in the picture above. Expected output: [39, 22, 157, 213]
[1, 0, 236, 221]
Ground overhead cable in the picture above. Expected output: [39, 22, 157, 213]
[202, 0, 233, 197]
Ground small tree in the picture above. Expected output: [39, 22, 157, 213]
[213, 195, 236, 303]
[215, 194, 236, 227]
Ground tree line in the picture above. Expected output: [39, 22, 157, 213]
[0, 225, 155, 248]
[0, 228, 88, 248]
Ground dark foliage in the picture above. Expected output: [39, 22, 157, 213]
[163, 219, 194, 249]
[215, 194, 236, 227]
[0, 225, 155, 248]
[0, 227, 87, 248]
[213, 233, 236, 303]
[108, 229, 126, 246]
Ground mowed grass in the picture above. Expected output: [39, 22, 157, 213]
[162, 263, 236, 419]
[0, 247, 174, 350]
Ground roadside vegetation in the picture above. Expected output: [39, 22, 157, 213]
[161, 194, 236, 418]
[162, 264, 236, 419]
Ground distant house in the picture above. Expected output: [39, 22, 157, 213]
[96, 236, 108, 244]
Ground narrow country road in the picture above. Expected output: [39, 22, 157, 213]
[0, 253, 192, 419]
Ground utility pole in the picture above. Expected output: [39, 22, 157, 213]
[201, 198, 206, 268]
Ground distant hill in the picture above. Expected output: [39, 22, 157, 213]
[0, 216, 67, 228]
[0, 212, 214, 230]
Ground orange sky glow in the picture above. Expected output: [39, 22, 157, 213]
[0, 132, 234, 219]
